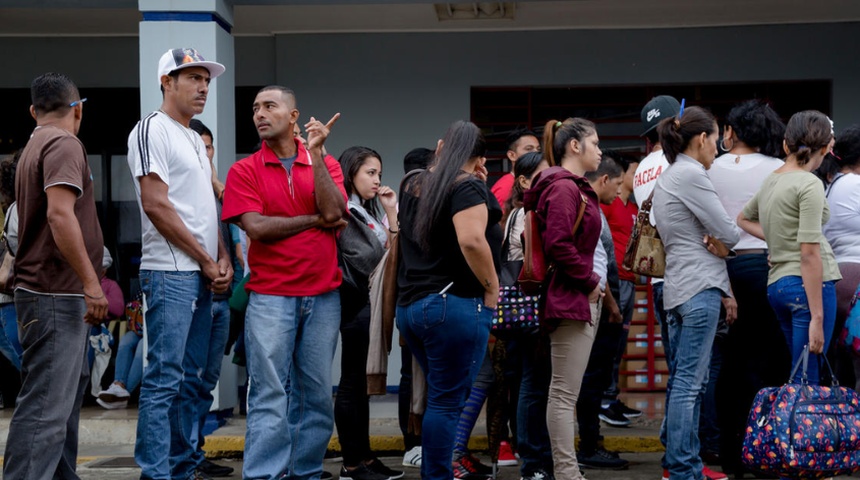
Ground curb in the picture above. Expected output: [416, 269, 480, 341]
[203, 435, 665, 458]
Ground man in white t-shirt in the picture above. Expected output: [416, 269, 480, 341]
[126, 48, 233, 480]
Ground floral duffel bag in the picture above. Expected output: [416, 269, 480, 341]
[742, 346, 860, 478]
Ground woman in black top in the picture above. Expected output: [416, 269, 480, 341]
[396, 121, 501, 480]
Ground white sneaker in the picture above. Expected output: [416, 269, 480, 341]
[96, 397, 128, 410]
[402, 446, 421, 468]
[98, 383, 130, 402]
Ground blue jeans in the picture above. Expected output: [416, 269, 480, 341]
[767, 276, 837, 385]
[243, 290, 341, 480]
[135, 270, 213, 480]
[0, 302, 21, 370]
[190, 298, 231, 465]
[665, 288, 722, 480]
[396, 293, 491, 480]
[517, 333, 553, 476]
[115, 331, 143, 392]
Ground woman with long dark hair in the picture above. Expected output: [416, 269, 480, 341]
[653, 106, 740, 480]
[739, 110, 839, 385]
[334, 146, 403, 480]
[396, 120, 501, 480]
[522, 117, 602, 480]
[707, 100, 789, 475]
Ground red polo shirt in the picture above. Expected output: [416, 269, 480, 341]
[222, 139, 347, 296]
[491, 173, 515, 209]
[601, 196, 638, 282]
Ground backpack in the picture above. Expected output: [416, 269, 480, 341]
[518, 190, 587, 295]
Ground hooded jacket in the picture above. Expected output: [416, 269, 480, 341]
[523, 166, 602, 330]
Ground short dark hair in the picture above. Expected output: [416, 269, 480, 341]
[30, 72, 78, 116]
[832, 124, 860, 169]
[725, 100, 786, 158]
[585, 150, 623, 181]
[403, 147, 434, 173]
[657, 106, 718, 164]
[784, 111, 834, 166]
[189, 119, 213, 140]
[159, 70, 180, 96]
[257, 85, 296, 106]
[506, 128, 538, 151]
[0, 150, 21, 209]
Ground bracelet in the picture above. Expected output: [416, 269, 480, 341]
[389, 228, 399, 234]
[84, 292, 105, 300]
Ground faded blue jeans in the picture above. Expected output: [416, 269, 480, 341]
[767, 276, 837, 385]
[665, 288, 722, 480]
[396, 293, 492, 480]
[243, 290, 341, 480]
[135, 270, 213, 480]
[114, 331, 143, 392]
[0, 302, 21, 370]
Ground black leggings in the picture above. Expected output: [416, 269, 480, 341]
[334, 303, 373, 466]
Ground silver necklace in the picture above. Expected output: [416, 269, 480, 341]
[158, 110, 205, 170]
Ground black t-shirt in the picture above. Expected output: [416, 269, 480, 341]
[397, 173, 503, 306]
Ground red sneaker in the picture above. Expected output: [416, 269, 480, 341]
[497, 441, 518, 467]
[702, 466, 728, 480]
[661, 468, 669, 480]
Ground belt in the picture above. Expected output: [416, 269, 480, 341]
[735, 248, 768, 256]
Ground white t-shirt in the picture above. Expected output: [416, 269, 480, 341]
[632, 150, 669, 284]
[823, 173, 860, 264]
[593, 215, 608, 291]
[127, 111, 219, 271]
[708, 153, 783, 251]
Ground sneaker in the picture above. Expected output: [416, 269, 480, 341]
[702, 466, 728, 480]
[340, 465, 388, 480]
[97, 382, 130, 402]
[578, 448, 629, 470]
[96, 397, 128, 410]
[402, 446, 422, 468]
[614, 400, 643, 419]
[198, 459, 234, 477]
[598, 403, 631, 427]
[453, 453, 493, 479]
[497, 440, 518, 467]
[188, 470, 213, 480]
[365, 458, 404, 480]
[662, 468, 669, 480]
[521, 470, 555, 480]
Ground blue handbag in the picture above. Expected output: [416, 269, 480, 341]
[742, 346, 860, 478]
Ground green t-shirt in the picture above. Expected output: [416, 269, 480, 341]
[742, 170, 842, 285]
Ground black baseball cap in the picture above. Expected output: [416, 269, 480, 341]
[641, 95, 681, 136]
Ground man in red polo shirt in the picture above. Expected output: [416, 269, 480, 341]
[222, 86, 347, 480]
[491, 128, 540, 208]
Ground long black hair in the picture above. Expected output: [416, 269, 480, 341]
[338, 145, 383, 220]
[724, 100, 786, 158]
[413, 121, 486, 249]
[502, 151, 545, 222]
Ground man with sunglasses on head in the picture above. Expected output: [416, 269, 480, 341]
[3, 72, 107, 479]
[127, 48, 233, 480]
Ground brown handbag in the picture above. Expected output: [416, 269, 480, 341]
[623, 191, 665, 278]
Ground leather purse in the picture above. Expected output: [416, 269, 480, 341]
[622, 191, 665, 278]
[338, 207, 386, 297]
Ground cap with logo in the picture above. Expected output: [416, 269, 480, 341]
[641, 95, 681, 137]
[157, 48, 225, 85]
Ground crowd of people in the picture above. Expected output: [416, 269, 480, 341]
[1, 45, 858, 480]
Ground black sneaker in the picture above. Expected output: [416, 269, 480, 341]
[198, 459, 234, 477]
[453, 453, 493, 479]
[614, 400, 643, 419]
[365, 458, 404, 480]
[598, 402, 631, 427]
[340, 464, 389, 480]
[578, 448, 630, 470]
[520, 469, 555, 480]
[188, 470, 214, 480]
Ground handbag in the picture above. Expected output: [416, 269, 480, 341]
[518, 189, 587, 295]
[337, 207, 386, 296]
[0, 204, 16, 294]
[493, 208, 539, 338]
[742, 345, 860, 478]
[622, 191, 665, 278]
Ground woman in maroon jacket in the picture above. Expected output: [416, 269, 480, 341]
[522, 117, 602, 480]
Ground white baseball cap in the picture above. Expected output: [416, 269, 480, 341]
[157, 47, 225, 85]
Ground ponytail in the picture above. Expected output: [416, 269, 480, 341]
[656, 106, 717, 164]
[784, 110, 834, 167]
[542, 118, 596, 167]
